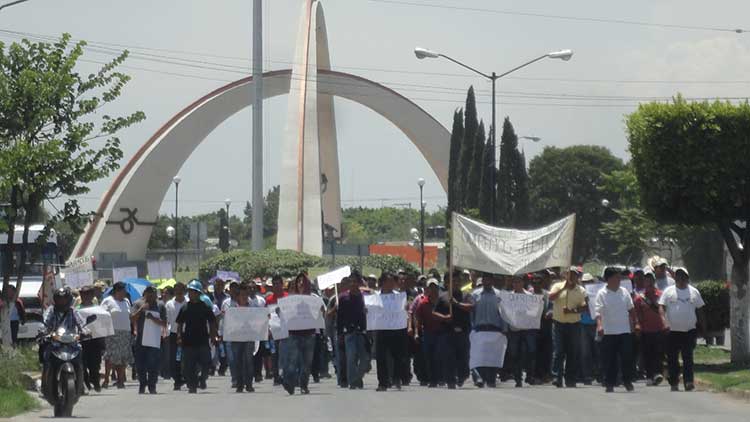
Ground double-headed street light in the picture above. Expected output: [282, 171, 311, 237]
[415, 47, 573, 224]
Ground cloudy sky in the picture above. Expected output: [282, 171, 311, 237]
[4, 0, 750, 216]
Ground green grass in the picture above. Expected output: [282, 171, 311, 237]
[694, 345, 750, 392]
[0, 386, 38, 417]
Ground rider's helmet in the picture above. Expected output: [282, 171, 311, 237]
[53, 287, 73, 311]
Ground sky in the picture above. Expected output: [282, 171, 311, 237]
[4, 0, 750, 217]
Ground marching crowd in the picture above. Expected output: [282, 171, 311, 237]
[40, 257, 706, 397]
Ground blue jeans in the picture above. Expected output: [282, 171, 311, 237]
[344, 333, 368, 387]
[283, 334, 315, 388]
[507, 330, 538, 383]
[135, 345, 161, 388]
[552, 322, 580, 385]
[420, 332, 441, 385]
[229, 342, 255, 388]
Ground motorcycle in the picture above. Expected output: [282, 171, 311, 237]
[37, 314, 97, 418]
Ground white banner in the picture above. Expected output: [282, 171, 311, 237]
[469, 331, 507, 369]
[113, 266, 138, 284]
[223, 307, 269, 342]
[452, 213, 576, 275]
[277, 295, 325, 331]
[268, 306, 289, 340]
[65, 271, 94, 289]
[317, 266, 351, 290]
[498, 292, 544, 330]
[216, 271, 240, 282]
[365, 292, 408, 331]
[141, 311, 162, 348]
[147, 260, 173, 281]
[585, 282, 606, 317]
[77, 306, 115, 339]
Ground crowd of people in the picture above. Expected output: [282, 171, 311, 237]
[41, 257, 706, 397]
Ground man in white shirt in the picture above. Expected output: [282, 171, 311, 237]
[653, 257, 675, 291]
[595, 267, 640, 393]
[165, 282, 187, 390]
[659, 267, 705, 392]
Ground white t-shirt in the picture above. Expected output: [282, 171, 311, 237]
[165, 298, 186, 334]
[100, 296, 131, 331]
[594, 286, 634, 335]
[659, 285, 705, 332]
[656, 276, 675, 292]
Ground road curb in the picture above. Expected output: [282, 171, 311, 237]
[695, 377, 750, 401]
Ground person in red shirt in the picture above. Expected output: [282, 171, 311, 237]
[415, 279, 452, 388]
[634, 270, 665, 386]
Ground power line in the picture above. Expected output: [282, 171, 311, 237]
[367, 0, 748, 33]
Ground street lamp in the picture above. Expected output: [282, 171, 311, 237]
[172, 176, 181, 272]
[415, 47, 573, 224]
[224, 198, 232, 252]
[519, 136, 542, 142]
[0, 0, 31, 12]
[417, 178, 426, 275]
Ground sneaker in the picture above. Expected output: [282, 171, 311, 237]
[474, 381, 485, 388]
[624, 382, 634, 392]
[300, 386, 310, 395]
[138, 385, 146, 394]
[553, 380, 563, 388]
[685, 383, 695, 391]
[236, 386, 244, 393]
[654, 374, 664, 386]
[148, 386, 157, 395]
[671, 384, 680, 392]
[199, 380, 207, 390]
[283, 382, 295, 395]
[245, 385, 255, 393]
[605, 386, 614, 393]
[188, 388, 197, 394]
[312, 375, 320, 383]
[515, 381, 523, 388]
[349, 385, 357, 390]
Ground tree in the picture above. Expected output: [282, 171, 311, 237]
[478, 129, 495, 222]
[496, 117, 519, 226]
[0, 35, 145, 346]
[263, 185, 280, 237]
[627, 97, 750, 363]
[457, 87, 478, 210]
[528, 145, 624, 263]
[218, 209, 230, 253]
[446, 109, 463, 224]
[466, 121, 485, 209]
[513, 150, 530, 228]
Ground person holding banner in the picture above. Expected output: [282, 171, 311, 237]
[78, 285, 105, 392]
[130, 286, 167, 394]
[226, 282, 260, 393]
[548, 267, 587, 388]
[282, 273, 319, 395]
[505, 277, 539, 388]
[463, 273, 507, 388]
[373, 272, 410, 392]
[595, 267, 639, 393]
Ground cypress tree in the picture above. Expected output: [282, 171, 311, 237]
[513, 150, 530, 227]
[466, 120, 485, 209]
[457, 86, 478, 210]
[478, 128, 495, 222]
[447, 108, 464, 224]
[496, 117, 518, 226]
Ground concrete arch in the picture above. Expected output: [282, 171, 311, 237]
[71, 69, 450, 262]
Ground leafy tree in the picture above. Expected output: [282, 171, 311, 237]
[263, 185, 280, 237]
[0, 35, 144, 346]
[446, 109, 463, 223]
[627, 97, 750, 362]
[528, 145, 624, 263]
[218, 209, 230, 252]
[513, 150, 530, 228]
[478, 129, 495, 222]
[466, 121, 485, 209]
[496, 118, 519, 226]
[457, 87, 478, 210]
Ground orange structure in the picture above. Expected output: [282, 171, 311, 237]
[369, 244, 439, 269]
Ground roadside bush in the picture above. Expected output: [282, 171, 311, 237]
[694, 280, 730, 333]
[0, 346, 38, 389]
[199, 249, 325, 281]
[339, 254, 418, 275]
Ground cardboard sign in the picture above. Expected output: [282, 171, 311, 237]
[223, 307, 269, 342]
[268, 306, 289, 340]
[498, 292, 545, 330]
[317, 266, 351, 290]
[469, 331, 507, 369]
[365, 292, 408, 331]
[113, 266, 138, 284]
[77, 306, 115, 339]
[277, 295, 325, 331]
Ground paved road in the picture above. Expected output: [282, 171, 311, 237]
[11, 372, 750, 422]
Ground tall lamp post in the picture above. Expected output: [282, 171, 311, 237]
[418, 178, 426, 275]
[172, 176, 181, 272]
[414, 47, 573, 224]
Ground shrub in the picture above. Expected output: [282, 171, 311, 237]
[0, 346, 38, 389]
[338, 254, 418, 275]
[694, 279, 730, 333]
[199, 249, 325, 281]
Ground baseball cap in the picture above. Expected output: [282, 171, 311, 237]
[581, 273, 594, 282]
[569, 266, 583, 274]
[426, 278, 439, 288]
[674, 267, 690, 277]
[654, 257, 669, 267]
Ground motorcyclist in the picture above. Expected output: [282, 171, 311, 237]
[42, 287, 87, 395]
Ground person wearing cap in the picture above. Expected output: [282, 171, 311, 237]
[659, 267, 705, 392]
[176, 280, 218, 394]
[462, 273, 507, 388]
[578, 273, 600, 385]
[653, 257, 675, 291]
[414, 278, 453, 388]
[634, 269, 666, 386]
[165, 282, 187, 390]
[548, 266, 587, 388]
[595, 267, 639, 393]
[130, 285, 167, 394]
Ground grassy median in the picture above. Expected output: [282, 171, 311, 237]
[694, 345, 750, 393]
[0, 346, 39, 417]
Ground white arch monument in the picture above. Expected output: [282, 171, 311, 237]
[71, 0, 450, 261]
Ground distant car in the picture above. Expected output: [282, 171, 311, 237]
[9, 279, 46, 341]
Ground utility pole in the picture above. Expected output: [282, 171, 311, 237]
[251, 0, 264, 251]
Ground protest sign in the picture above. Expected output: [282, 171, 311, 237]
[147, 260, 173, 281]
[77, 306, 115, 339]
[223, 307, 269, 342]
[364, 292, 408, 331]
[216, 270, 240, 282]
[317, 266, 351, 290]
[498, 292, 544, 330]
[141, 311, 162, 348]
[469, 331, 507, 369]
[64, 271, 94, 289]
[585, 282, 606, 317]
[277, 295, 325, 331]
[268, 306, 289, 340]
[113, 266, 138, 284]
[452, 213, 575, 275]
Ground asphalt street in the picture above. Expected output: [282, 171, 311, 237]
[10, 372, 750, 422]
